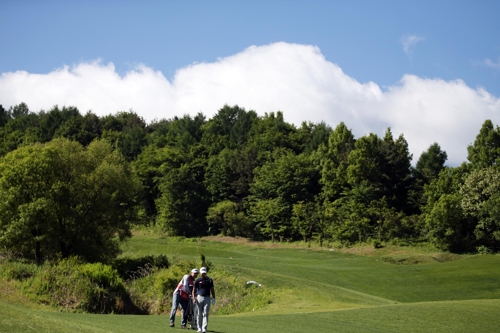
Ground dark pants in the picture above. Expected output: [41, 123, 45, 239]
[170, 292, 188, 326]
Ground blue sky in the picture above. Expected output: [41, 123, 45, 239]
[1, 0, 499, 164]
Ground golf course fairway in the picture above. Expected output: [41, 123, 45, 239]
[1, 235, 500, 332]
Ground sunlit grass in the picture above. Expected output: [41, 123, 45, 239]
[2, 235, 500, 332]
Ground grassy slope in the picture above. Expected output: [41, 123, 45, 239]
[2, 235, 500, 332]
[123, 236, 500, 305]
[2, 298, 500, 333]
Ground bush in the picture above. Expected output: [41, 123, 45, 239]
[204, 269, 272, 315]
[389, 237, 410, 247]
[477, 245, 492, 255]
[0, 261, 38, 281]
[80, 262, 126, 294]
[199, 253, 213, 272]
[20, 257, 134, 313]
[127, 265, 185, 314]
[372, 239, 382, 249]
[1, 254, 271, 316]
[112, 254, 169, 279]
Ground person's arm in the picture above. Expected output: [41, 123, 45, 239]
[210, 280, 216, 305]
[192, 280, 197, 302]
[173, 278, 182, 295]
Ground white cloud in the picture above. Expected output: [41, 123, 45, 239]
[400, 34, 425, 59]
[1, 42, 499, 165]
[484, 57, 500, 69]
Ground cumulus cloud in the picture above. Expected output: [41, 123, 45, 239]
[1, 42, 499, 165]
[400, 34, 425, 59]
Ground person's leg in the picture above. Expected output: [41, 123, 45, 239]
[169, 293, 180, 326]
[192, 298, 198, 329]
[179, 298, 188, 327]
[196, 295, 204, 331]
[201, 297, 211, 332]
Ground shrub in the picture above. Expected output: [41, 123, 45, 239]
[125, 262, 272, 315]
[80, 262, 126, 294]
[20, 257, 133, 313]
[477, 245, 492, 255]
[372, 239, 382, 249]
[112, 254, 169, 279]
[127, 265, 185, 314]
[204, 269, 272, 315]
[0, 261, 38, 281]
[199, 253, 213, 272]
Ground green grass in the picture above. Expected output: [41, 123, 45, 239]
[2, 297, 500, 333]
[2, 235, 500, 332]
[121, 236, 500, 304]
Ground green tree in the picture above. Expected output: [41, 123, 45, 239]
[425, 193, 474, 252]
[415, 143, 448, 183]
[204, 148, 256, 204]
[421, 164, 470, 217]
[55, 111, 102, 146]
[467, 120, 500, 169]
[0, 104, 11, 127]
[319, 122, 355, 202]
[250, 198, 288, 242]
[206, 200, 249, 236]
[135, 113, 207, 228]
[299, 121, 332, 156]
[291, 201, 318, 245]
[346, 129, 413, 213]
[250, 151, 320, 240]
[346, 133, 382, 202]
[156, 159, 209, 236]
[36, 106, 81, 143]
[162, 113, 206, 152]
[246, 111, 300, 164]
[378, 128, 413, 213]
[460, 167, 500, 250]
[421, 164, 473, 252]
[327, 195, 371, 245]
[0, 112, 40, 156]
[132, 145, 184, 222]
[102, 111, 148, 161]
[10, 102, 30, 118]
[410, 143, 448, 212]
[201, 105, 257, 155]
[0, 138, 141, 264]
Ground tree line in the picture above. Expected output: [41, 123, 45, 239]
[1, 102, 499, 263]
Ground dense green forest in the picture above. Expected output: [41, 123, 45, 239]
[1, 102, 500, 263]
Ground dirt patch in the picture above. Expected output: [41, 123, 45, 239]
[203, 236, 254, 244]
[202, 236, 290, 249]
[430, 252, 462, 263]
[381, 255, 436, 265]
[201, 236, 327, 250]
[193, 236, 464, 262]
[338, 246, 379, 256]
[380, 252, 462, 265]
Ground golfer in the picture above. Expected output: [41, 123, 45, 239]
[170, 268, 199, 328]
[192, 267, 216, 333]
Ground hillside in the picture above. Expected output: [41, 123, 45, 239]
[1, 236, 500, 332]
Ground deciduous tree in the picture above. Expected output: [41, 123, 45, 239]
[0, 138, 141, 263]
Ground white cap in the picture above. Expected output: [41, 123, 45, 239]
[191, 268, 199, 274]
[200, 267, 207, 273]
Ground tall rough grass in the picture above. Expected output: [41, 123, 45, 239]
[0, 253, 271, 316]
[0, 257, 138, 313]
[21, 257, 133, 313]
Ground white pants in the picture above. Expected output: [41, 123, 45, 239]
[196, 295, 211, 332]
